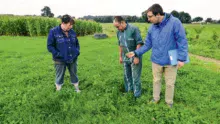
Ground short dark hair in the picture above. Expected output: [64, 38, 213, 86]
[146, 4, 164, 16]
[61, 14, 75, 25]
[114, 16, 125, 23]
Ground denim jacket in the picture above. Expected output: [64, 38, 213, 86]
[47, 25, 80, 63]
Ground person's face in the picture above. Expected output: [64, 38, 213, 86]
[62, 22, 73, 32]
[147, 11, 159, 24]
[113, 21, 124, 31]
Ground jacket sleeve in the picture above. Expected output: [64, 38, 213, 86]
[174, 20, 188, 61]
[76, 37, 80, 55]
[133, 27, 143, 45]
[116, 31, 121, 46]
[134, 29, 152, 57]
[47, 29, 60, 57]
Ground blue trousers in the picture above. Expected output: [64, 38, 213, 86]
[123, 58, 142, 97]
[54, 60, 78, 85]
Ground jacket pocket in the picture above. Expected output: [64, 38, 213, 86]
[55, 35, 65, 43]
[127, 38, 136, 47]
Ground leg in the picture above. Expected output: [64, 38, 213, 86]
[152, 62, 163, 101]
[54, 61, 66, 90]
[164, 65, 177, 104]
[123, 62, 133, 92]
[67, 60, 80, 92]
[67, 60, 79, 84]
[131, 58, 142, 97]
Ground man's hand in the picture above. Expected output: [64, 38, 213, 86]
[177, 61, 184, 69]
[119, 56, 123, 64]
[133, 57, 139, 64]
[126, 52, 135, 58]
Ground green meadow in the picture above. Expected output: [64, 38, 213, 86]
[0, 23, 219, 123]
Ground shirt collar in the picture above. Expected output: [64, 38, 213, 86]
[124, 21, 129, 30]
[154, 13, 169, 27]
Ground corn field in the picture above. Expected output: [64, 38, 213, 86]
[0, 15, 102, 36]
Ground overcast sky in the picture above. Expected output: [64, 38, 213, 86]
[0, 0, 219, 20]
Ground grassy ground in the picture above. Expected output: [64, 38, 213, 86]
[0, 35, 219, 123]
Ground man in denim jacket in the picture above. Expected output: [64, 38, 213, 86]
[113, 16, 144, 98]
[127, 4, 188, 107]
[47, 14, 80, 92]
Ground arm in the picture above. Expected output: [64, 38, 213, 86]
[133, 27, 143, 64]
[119, 46, 123, 64]
[47, 29, 61, 57]
[127, 30, 152, 58]
[133, 44, 142, 64]
[174, 20, 188, 68]
[134, 27, 144, 47]
[174, 20, 188, 61]
[126, 32, 152, 58]
[135, 31, 152, 57]
[116, 31, 123, 64]
[136, 44, 142, 49]
[76, 37, 80, 55]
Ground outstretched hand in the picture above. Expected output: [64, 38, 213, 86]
[126, 52, 135, 58]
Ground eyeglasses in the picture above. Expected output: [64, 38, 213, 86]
[147, 15, 154, 18]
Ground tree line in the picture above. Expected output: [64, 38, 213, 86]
[39, 6, 220, 24]
[79, 10, 220, 24]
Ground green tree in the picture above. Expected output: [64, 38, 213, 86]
[205, 18, 213, 23]
[171, 10, 179, 19]
[192, 17, 203, 22]
[179, 11, 191, 23]
[41, 6, 54, 18]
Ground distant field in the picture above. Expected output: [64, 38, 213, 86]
[102, 23, 220, 60]
[0, 35, 219, 123]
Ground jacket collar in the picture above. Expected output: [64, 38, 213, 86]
[154, 13, 171, 27]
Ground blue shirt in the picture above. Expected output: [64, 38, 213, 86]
[47, 25, 80, 63]
[135, 13, 188, 66]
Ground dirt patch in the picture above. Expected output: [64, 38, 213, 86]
[189, 53, 220, 73]
[189, 53, 220, 66]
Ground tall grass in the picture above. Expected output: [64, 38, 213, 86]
[0, 15, 102, 36]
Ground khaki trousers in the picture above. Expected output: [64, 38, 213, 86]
[152, 62, 177, 104]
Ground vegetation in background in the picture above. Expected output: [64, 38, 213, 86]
[0, 15, 102, 36]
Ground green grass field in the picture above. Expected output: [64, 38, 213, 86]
[0, 32, 219, 123]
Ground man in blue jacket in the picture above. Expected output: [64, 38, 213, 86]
[127, 4, 188, 107]
[47, 14, 80, 92]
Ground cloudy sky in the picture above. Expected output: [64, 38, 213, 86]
[0, 0, 219, 20]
